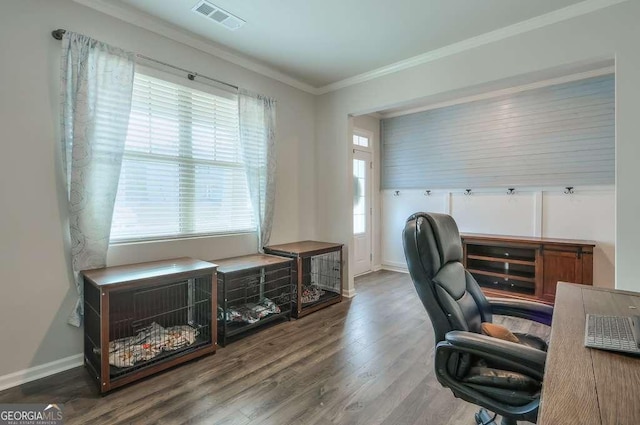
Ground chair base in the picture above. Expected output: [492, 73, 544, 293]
[475, 408, 517, 425]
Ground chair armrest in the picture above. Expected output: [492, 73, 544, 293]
[444, 331, 546, 377]
[488, 297, 553, 326]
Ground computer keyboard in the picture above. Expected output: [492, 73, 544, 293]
[585, 314, 640, 354]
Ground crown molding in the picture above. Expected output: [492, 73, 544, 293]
[72, 0, 627, 96]
[72, 0, 318, 94]
[381, 66, 614, 119]
[316, 0, 628, 95]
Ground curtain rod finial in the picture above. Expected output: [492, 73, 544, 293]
[52, 29, 66, 40]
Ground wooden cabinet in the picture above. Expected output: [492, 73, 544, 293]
[540, 243, 594, 302]
[461, 234, 594, 304]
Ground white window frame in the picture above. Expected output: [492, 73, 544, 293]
[353, 130, 372, 150]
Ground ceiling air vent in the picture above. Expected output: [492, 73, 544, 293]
[192, 1, 246, 31]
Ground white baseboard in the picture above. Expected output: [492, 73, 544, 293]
[342, 288, 357, 298]
[0, 353, 83, 392]
[372, 264, 382, 272]
[381, 261, 409, 274]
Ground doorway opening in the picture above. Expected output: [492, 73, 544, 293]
[352, 129, 373, 276]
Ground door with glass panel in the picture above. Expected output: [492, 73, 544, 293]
[353, 141, 372, 276]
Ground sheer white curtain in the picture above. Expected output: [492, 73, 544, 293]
[238, 90, 277, 251]
[60, 32, 135, 326]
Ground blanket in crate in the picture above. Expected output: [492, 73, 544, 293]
[218, 297, 281, 324]
[107, 322, 199, 368]
[300, 285, 325, 304]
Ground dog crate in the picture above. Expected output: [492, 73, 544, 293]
[82, 257, 217, 393]
[264, 241, 343, 318]
[214, 254, 293, 346]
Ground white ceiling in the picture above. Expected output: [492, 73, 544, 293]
[115, 0, 587, 89]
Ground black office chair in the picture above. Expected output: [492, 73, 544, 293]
[402, 212, 553, 425]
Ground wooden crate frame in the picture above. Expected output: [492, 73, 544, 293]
[82, 257, 217, 393]
[264, 241, 343, 318]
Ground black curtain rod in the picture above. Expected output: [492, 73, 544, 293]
[51, 29, 239, 91]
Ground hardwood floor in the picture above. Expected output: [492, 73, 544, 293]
[0, 271, 549, 425]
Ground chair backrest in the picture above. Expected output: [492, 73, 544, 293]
[403, 212, 492, 343]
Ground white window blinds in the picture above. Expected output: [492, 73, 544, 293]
[110, 71, 255, 242]
[381, 74, 615, 189]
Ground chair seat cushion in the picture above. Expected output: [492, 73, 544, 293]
[513, 333, 548, 352]
[463, 366, 541, 391]
[466, 383, 540, 407]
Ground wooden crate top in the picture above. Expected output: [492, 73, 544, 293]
[82, 257, 217, 288]
[461, 233, 596, 247]
[263, 240, 343, 257]
[212, 253, 292, 274]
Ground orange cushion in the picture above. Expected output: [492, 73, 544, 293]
[481, 322, 520, 343]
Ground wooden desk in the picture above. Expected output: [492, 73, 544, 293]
[539, 282, 640, 425]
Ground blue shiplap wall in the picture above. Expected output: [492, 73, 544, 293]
[380, 75, 615, 189]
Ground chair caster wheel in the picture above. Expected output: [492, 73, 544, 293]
[475, 408, 497, 425]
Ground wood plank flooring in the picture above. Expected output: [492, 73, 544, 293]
[0, 270, 549, 425]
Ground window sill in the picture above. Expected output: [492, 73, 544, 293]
[109, 231, 257, 247]
[106, 232, 259, 267]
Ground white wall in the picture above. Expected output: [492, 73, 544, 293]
[381, 190, 448, 270]
[381, 188, 615, 289]
[0, 0, 316, 378]
[316, 1, 640, 295]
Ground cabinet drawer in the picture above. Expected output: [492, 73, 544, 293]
[466, 243, 536, 263]
[468, 258, 535, 279]
[473, 273, 535, 296]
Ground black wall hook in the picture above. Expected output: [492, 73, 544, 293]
[424, 190, 431, 196]
[507, 188, 515, 195]
[564, 186, 575, 194]
[393, 190, 400, 197]
[464, 189, 472, 196]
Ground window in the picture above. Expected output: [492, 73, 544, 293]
[353, 158, 366, 234]
[110, 70, 255, 242]
[353, 134, 369, 148]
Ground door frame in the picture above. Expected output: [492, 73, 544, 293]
[352, 128, 374, 276]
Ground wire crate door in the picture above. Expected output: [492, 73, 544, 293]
[107, 276, 213, 379]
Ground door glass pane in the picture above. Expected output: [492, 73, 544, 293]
[353, 135, 370, 147]
[353, 158, 366, 234]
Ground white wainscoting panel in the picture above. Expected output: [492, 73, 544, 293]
[381, 187, 615, 288]
[542, 188, 615, 288]
[381, 190, 447, 268]
[451, 192, 536, 236]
